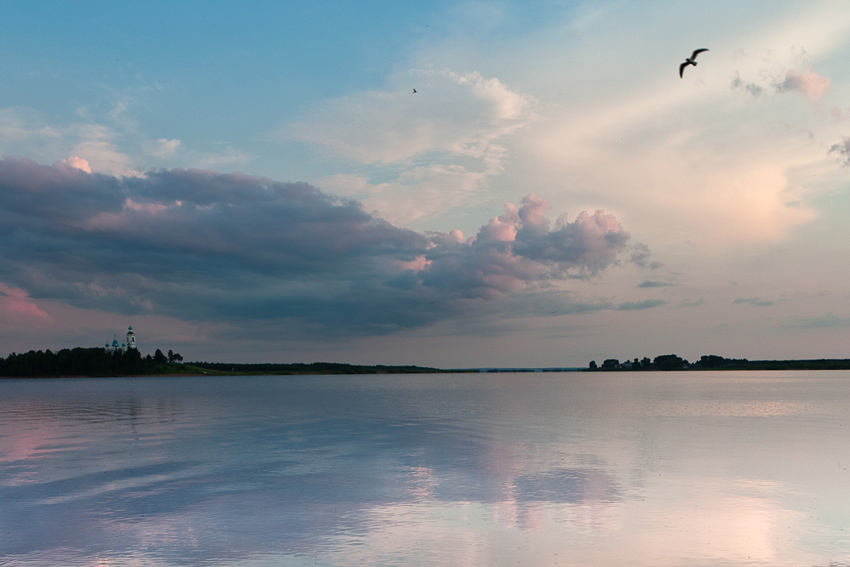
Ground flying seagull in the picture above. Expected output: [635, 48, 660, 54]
[679, 48, 709, 78]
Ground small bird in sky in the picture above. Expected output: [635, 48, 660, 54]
[679, 48, 709, 78]
[412, 88, 417, 94]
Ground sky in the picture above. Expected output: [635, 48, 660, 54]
[1, 0, 850, 368]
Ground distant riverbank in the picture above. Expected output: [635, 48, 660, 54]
[4, 348, 850, 378]
[0, 349, 464, 378]
[587, 354, 850, 372]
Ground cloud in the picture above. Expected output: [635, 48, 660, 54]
[629, 243, 662, 270]
[637, 280, 675, 288]
[528, 49, 821, 253]
[783, 313, 850, 329]
[733, 297, 775, 307]
[0, 158, 632, 338]
[69, 124, 141, 177]
[288, 70, 534, 166]
[776, 69, 830, 100]
[0, 107, 62, 145]
[287, 69, 536, 223]
[829, 136, 850, 165]
[0, 107, 139, 177]
[148, 138, 182, 159]
[55, 156, 92, 173]
[196, 146, 254, 168]
[732, 68, 830, 101]
[0, 282, 52, 324]
[617, 299, 665, 311]
[730, 74, 766, 97]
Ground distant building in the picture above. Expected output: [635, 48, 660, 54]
[105, 326, 137, 353]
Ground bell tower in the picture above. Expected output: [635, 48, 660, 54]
[126, 326, 137, 350]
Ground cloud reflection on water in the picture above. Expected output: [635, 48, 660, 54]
[1, 373, 849, 566]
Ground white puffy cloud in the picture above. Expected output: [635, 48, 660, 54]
[55, 156, 92, 173]
[288, 69, 536, 224]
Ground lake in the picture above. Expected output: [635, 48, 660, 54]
[1, 371, 849, 566]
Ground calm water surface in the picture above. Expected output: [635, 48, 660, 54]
[1, 371, 849, 566]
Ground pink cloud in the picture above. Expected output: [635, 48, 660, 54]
[419, 195, 631, 301]
[0, 283, 52, 324]
[479, 214, 519, 242]
[55, 155, 92, 173]
[517, 193, 550, 229]
[777, 69, 830, 100]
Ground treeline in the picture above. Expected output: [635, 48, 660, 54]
[0, 347, 185, 378]
[0, 349, 449, 378]
[588, 354, 850, 371]
[190, 361, 445, 375]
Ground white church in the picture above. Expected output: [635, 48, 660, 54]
[105, 326, 137, 353]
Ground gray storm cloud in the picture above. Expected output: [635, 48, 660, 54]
[0, 158, 632, 335]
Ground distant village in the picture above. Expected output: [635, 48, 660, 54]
[0, 326, 185, 377]
[102, 326, 183, 363]
[104, 326, 137, 353]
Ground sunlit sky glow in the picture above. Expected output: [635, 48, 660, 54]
[2, 0, 850, 367]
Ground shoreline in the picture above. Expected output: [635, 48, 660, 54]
[5, 365, 850, 379]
